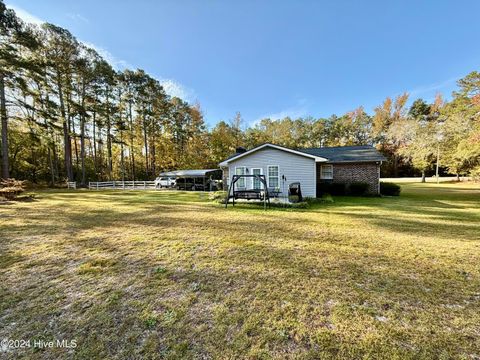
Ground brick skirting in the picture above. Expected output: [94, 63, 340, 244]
[317, 162, 380, 194]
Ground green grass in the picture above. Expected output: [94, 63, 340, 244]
[1, 183, 479, 359]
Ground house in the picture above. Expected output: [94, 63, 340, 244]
[219, 143, 386, 197]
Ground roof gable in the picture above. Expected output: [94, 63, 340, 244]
[219, 143, 327, 166]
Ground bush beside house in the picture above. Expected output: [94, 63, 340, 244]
[380, 182, 401, 196]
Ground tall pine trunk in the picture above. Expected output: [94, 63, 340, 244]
[72, 116, 79, 176]
[143, 113, 148, 178]
[0, 74, 9, 179]
[80, 81, 86, 186]
[128, 101, 135, 180]
[106, 89, 113, 179]
[120, 130, 125, 182]
[67, 92, 76, 180]
[47, 147, 54, 185]
[57, 75, 73, 181]
[97, 123, 103, 180]
[92, 110, 97, 179]
[151, 131, 156, 178]
[53, 134, 59, 181]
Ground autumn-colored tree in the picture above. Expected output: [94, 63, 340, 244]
[440, 73, 480, 178]
[398, 99, 437, 182]
[2, 1, 480, 184]
[373, 93, 409, 176]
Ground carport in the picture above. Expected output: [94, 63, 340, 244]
[157, 169, 222, 191]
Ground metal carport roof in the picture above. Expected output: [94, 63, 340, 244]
[157, 169, 220, 177]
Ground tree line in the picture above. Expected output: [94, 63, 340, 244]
[1, 2, 479, 184]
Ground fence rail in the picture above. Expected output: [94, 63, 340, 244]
[380, 176, 471, 183]
[88, 181, 156, 190]
[67, 182, 77, 189]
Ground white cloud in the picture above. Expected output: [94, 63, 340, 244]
[408, 77, 458, 97]
[81, 41, 132, 70]
[6, 4, 44, 25]
[158, 79, 195, 102]
[261, 108, 308, 121]
[251, 103, 309, 126]
[66, 13, 89, 23]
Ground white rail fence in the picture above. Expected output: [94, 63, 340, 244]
[88, 181, 156, 190]
[67, 182, 77, 189]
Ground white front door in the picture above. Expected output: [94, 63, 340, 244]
[252, 168, 263, 189]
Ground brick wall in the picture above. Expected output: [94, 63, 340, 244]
[316, 162, 380, 194]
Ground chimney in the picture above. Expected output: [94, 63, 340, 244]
[236, 146, 247, 154]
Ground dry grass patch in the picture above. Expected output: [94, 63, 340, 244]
[0, 185, 479, 359]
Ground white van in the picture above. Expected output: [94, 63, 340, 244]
[155, 177, 176, 188]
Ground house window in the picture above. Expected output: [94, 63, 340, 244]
[268, 165, 279, 189]
[320, 165, 333, 179]
[235, 166, 246, 188]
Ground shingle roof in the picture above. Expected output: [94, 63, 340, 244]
[299, 145, 386, 163]
[219, 143, 326, 165]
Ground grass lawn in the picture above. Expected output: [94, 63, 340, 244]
[1, 183, 479, 359]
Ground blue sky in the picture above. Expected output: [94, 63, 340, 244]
[6, 0, 480, 127]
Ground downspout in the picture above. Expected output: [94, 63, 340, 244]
[378, 161, 382, 195]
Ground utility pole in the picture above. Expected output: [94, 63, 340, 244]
[435, 129, 443, 184]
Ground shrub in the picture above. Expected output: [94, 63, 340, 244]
[208, 191, 227, 201]
[208, 190, 228, 204]
[290, 201, 309, 209]
[380, 182, 401, 196]
[329, 182, 346, 195]
[471, 166, 480, 182]
[316, 183, 328, 196]
[0, 178, 26, 200]
[317, 182, 346, 196]
[268, 195, 335, 210]
[348, 182, 369, 196]
[269, 200, 309, 209]
[304, 195, 334, 204]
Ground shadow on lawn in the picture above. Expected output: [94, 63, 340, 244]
[21, 208, 472, 310]
[2, 190, 480, 358]
[42, 189, 207, 203]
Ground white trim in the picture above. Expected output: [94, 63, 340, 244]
[320, 164, 333, 180]
[219, 143, 327, 166]
[267, 165, 280, 189]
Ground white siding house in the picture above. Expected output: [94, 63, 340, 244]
[219, 143, 386, 198]
[219, 144, 326, 197]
